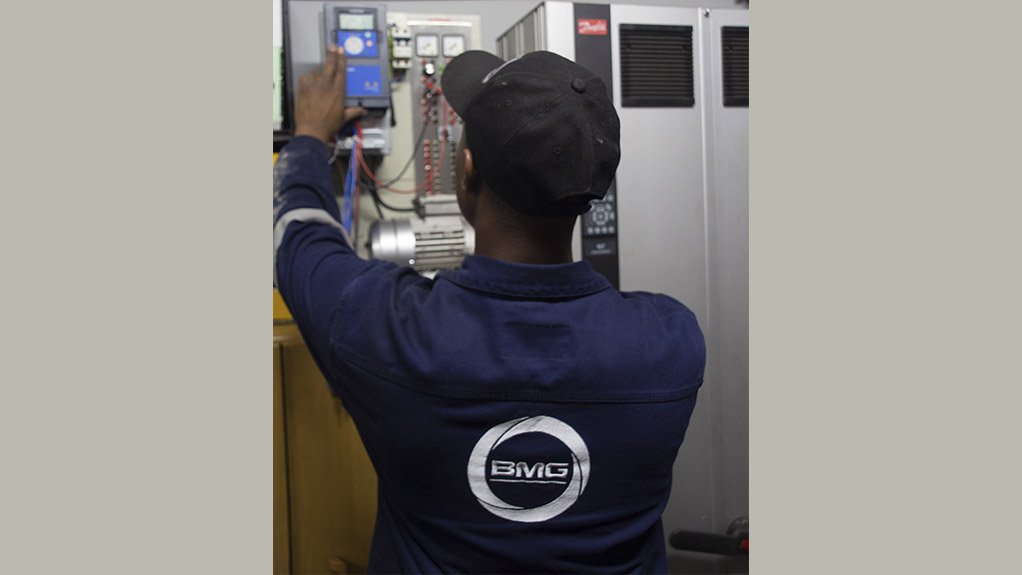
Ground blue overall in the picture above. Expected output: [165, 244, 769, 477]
[274, 136, 706, 573]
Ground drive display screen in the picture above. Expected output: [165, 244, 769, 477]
[346, 65, 383, 96]
[339, 13, 374, 30]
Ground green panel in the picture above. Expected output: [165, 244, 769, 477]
[273, 47, 283, 130]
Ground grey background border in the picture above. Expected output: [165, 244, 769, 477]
[3, 1, 1022, 573]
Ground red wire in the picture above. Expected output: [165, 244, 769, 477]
[356, 140, 428, 195]
[354, 89, 452, 197]
[354, 123, 361, 226]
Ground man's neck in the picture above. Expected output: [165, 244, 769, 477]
[469, 190, 577, 265]
[473, 236, 574, 265]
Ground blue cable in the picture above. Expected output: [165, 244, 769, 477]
[342, 151, 355, 233]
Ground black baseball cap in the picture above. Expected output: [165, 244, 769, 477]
[442, 51, 621, 217]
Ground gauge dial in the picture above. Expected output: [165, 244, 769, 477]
[416, 34, 439, 57]
[443, 35, 465, 57]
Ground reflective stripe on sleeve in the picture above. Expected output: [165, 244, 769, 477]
[273, 208, 353, 286]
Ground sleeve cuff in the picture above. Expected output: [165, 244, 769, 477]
[286, 134, 332, 157]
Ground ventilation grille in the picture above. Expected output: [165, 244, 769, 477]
[619, 24, 694, 108]
[721, 26, 749, 107]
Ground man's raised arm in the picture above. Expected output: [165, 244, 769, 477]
[273, 47, 368, 354]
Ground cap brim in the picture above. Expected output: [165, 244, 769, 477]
[441, 51, 505, 116]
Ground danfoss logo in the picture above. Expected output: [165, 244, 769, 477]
[577, 18, 608, 36]
[468, 416, 591, 522]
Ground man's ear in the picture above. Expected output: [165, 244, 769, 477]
[462, 147, 481, 194]
[456, 144, 481, 226]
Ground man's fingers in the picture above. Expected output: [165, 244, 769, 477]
[322, 47, 339, 82]
[331, 47, 348, 91]
[344, 107, 369, 123]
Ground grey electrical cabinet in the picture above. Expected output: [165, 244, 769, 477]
[498, 4, 748, 573]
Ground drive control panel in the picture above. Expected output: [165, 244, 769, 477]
[582, 183, 618, 237]
[322, 3, 391, 110]
[581, 181, 620, 286]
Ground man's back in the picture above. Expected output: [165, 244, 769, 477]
[321, 255, 705, 573]
[276, 47, 706, 573]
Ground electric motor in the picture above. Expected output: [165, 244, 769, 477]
[367, 196, 475, 272]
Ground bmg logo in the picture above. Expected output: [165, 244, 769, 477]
[467, 416, 590, 523]
[490, 460, 570, 480]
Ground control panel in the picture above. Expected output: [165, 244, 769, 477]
[321, 3, 391, 110]
[582, 182, 618, 237]
[320, 3, 391, 155]
[580, 181, 619, 271]
[404, 19, 477, 196]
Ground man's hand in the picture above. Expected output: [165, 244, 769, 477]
[294, 46, 367, 145]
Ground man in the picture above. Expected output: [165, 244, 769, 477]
[274, 47, 706, 573]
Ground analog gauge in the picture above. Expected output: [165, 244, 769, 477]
[443, 35, 465, 57]
[343, 35, 365, 56]
[416, 34, 439, 57]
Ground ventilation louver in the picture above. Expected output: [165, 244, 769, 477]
[721, 26, 749, 107]
[619, 24, 695, 108]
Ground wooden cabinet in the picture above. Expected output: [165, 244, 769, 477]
[274, 322, 378, 574]
[274, 341, 291, 574]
